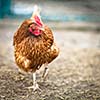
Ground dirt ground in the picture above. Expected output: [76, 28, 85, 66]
[0, 19, 100, 100]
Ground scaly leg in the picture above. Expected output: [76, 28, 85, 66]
[28, 73, 40, 91]
[42, 65, 49, 81]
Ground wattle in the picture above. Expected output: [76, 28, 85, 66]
[29, 28, 41, 36]
[33, 29, 41, 36]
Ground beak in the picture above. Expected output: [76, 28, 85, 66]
[39, 27, 45, 31]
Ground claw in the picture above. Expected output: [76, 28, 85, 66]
[27, 83, 41, 91]
[27, 72, 41, 91]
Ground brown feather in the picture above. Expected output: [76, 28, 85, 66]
[13, 19, 59, 72]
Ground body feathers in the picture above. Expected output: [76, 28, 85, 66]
[13, 19, 59, 72]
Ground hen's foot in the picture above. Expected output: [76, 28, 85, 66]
[27, 83, 41, 91]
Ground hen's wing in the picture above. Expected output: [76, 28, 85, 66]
[47, 43, 59, 63]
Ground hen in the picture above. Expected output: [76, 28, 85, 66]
[13, 5, 59, 90]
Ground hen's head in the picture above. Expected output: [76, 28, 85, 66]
[28, 5, 44, 36]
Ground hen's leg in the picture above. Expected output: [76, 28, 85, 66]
[18, 68, 26, 75]
[28, 73, 40, 91]
[42, 65, 49, 81]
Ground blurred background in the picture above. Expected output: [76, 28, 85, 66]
[0, 0, 100, 22]
[0, 0, 100, 60]
[0, 0, 100, 99]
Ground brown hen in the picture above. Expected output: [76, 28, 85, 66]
[13, 5, 59, 90]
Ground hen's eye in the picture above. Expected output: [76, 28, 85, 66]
[28, 22, 37, 27]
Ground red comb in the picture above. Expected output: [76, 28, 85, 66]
[34, 15, 43, 27]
